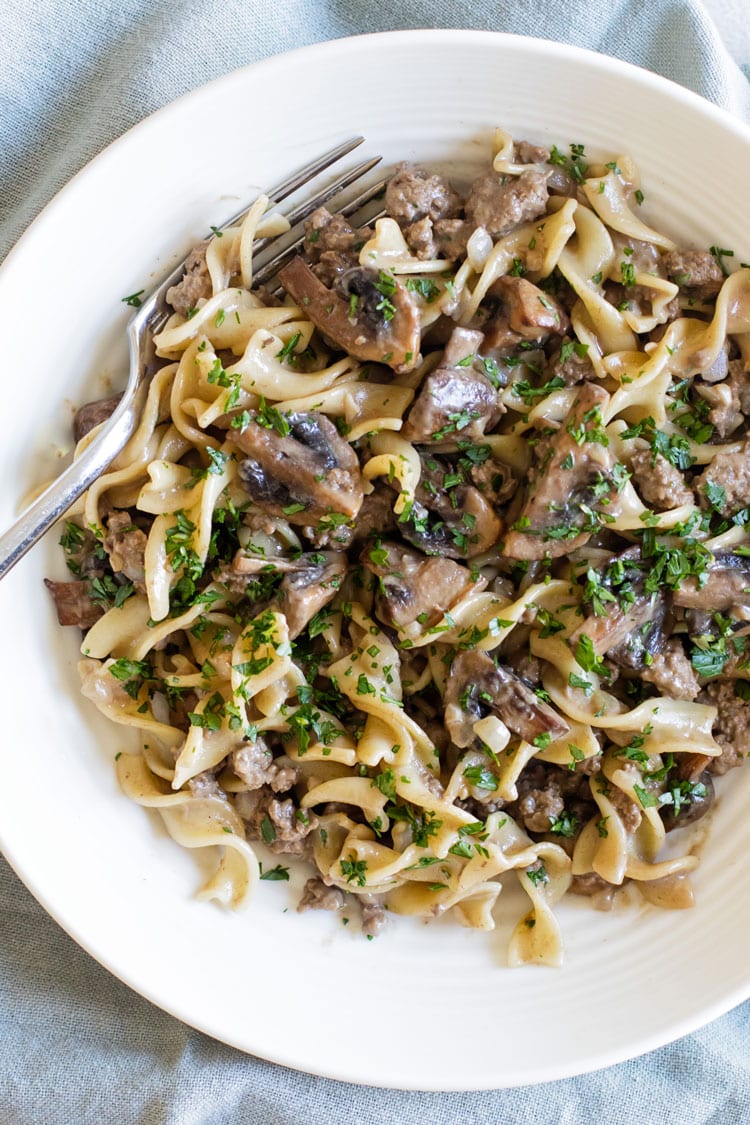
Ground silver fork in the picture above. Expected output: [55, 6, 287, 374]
[0, 137, 384, 580]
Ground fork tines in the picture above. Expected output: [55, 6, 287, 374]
[253, 172, 386, 289]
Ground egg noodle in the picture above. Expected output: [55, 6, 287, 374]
[48, 129, 750, 965]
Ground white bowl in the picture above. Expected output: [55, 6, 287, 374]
[1, 30, 749, 1091]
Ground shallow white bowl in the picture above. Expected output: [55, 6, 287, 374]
[1, 30, 749, 1091]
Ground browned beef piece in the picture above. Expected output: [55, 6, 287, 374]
[674, 552, 750, 612]
[404, 216, 472, 262]
[641, 640, 700, 700]
[303, 207, 372, 286]
[608, 783, 641, 832]
[517, 777, 565, 834]
[696, 380, 743, 439]
[297, 877, 346, 913]
[696, 438, 750, 515]
[360, 897, 387, 937]
[235, 786, 316, 856]
[402, 328, 500, 443]
[230, 410, 363, 525]
[44, 579, 103, 628]
[514, 140, 550, 164]
[630, 450, 693, 510]
[445, 649, 569, 747]
[166, 242, 212, 316]
[187, 771, 222, 799]
[278, 258, 421, 373]
[231, 742, 299, 793]
[465, 169, 548, 238]
[73, 395, 122, 443]
[363, 541, 482, 635]
[569, 872, 616, 908]
[385, 164, 463, 226]
[703, 682, 750, 774]
[663, 249, 724, 299]
[102, 510, 147, 591]
[728, 359, 750, 415]
[547, 339, 596, 386]
[304, 207, 360, 258]
[404, 217, 436, 259]
[502, 384, 619, 560]
[433, 219, 471, 259]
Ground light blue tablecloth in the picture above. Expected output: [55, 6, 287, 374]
[1, 2, 749, 1121]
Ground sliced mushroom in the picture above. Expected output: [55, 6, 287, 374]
[571, 548, 670, 666]
[277, 554, 347, 638]
[673, 551, 750, 612]
[445, 649, 569, 747]
[502, 384, 620, 560]
[489, 276, 569, 341]
[659, 771, 714, 831]
[362, 540, 484, 641]
[73, 394, 122, 443]
[44, 579, 104, 629]
[402, 327, 502, 443]
[277, 258, 420, 372]
[396, 453, 503, 559]
[229, 410, 363, 525]
[227, 549, 347, 638]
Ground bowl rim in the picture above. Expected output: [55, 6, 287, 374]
[3, 27, 750, 1091]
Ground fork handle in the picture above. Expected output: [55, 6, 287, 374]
[0, 409, 136, 580]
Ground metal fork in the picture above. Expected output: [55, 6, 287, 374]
[0, 137, 383, 580]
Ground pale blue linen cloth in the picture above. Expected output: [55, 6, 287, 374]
[1, 2, 749, 1121]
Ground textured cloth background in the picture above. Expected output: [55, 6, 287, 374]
[1, 1, 749, 1122]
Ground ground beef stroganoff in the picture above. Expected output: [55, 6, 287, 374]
[46, 129, 750, 965]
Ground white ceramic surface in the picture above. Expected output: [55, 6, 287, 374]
[1, 31, 749, 1091]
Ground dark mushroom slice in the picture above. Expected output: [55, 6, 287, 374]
[227, 549, 347, 638]
[583, 593, 669, 669]
[502, 383, 620, 560]
[350, 482, 397, 542]
[73, 394, 122, 443]
[489, 276, 569, 342]
[277, 258, 421, 373]
[362, 540, 484, 639]
[673, 551, 750, 612]
[396, 453, 502, 559]
[229, 410, 363, 525]
[278, 554, 347, 638]
[659, 771, 714, 832]
[445, 649, 569, 748]
[402, 327, 502, 443]
[44, 579, 104, 629]
[570, 547, 670, 666]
